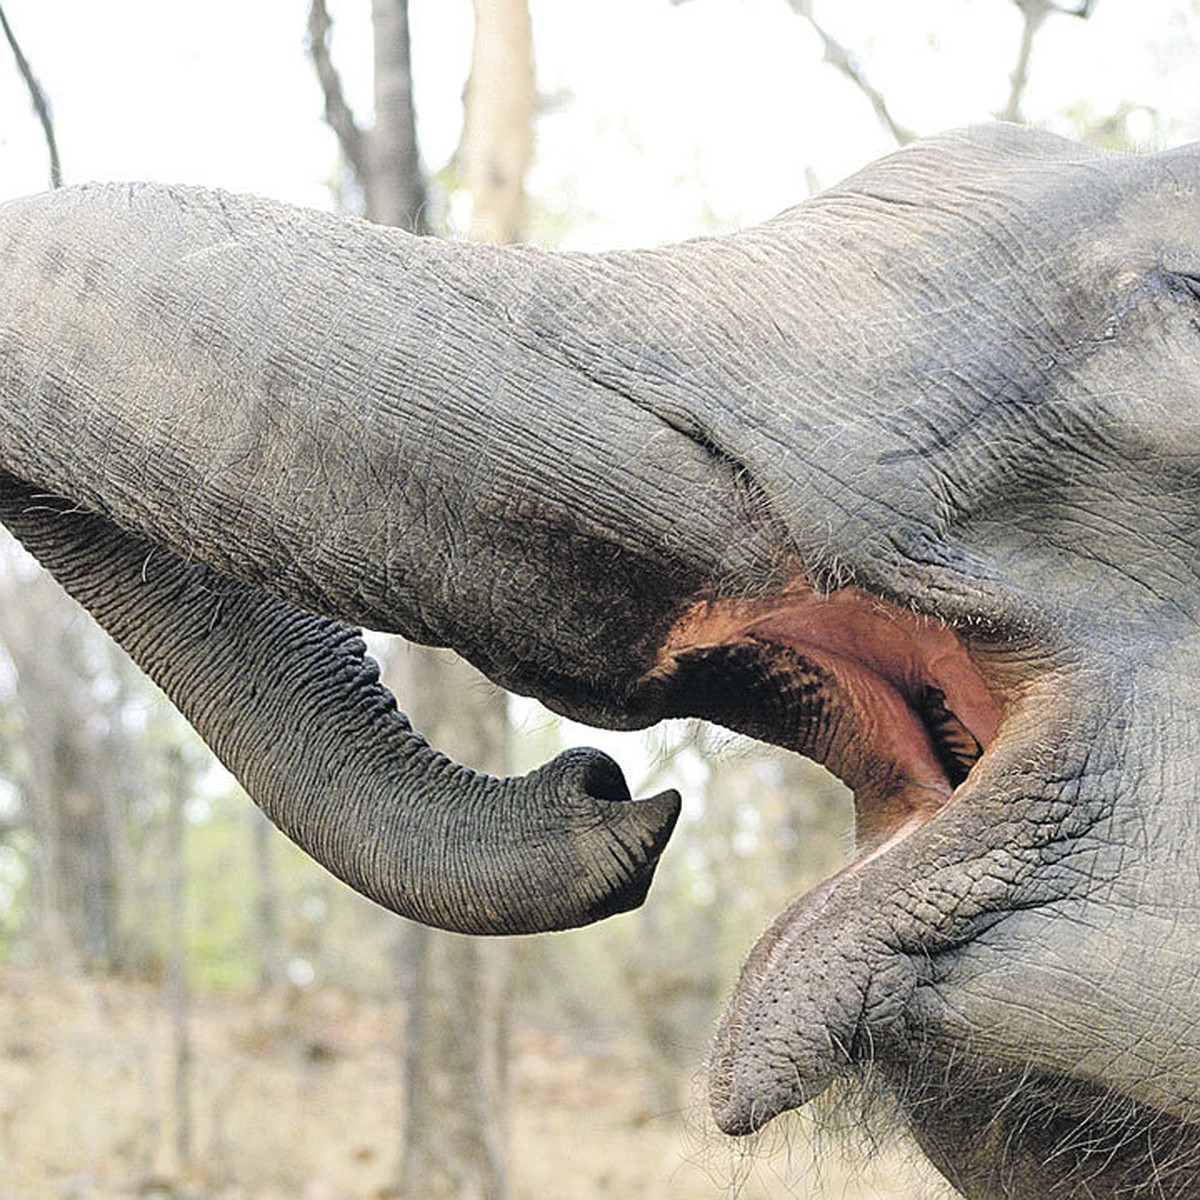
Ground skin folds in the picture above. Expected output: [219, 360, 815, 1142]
[1, 124, 1198, 1194]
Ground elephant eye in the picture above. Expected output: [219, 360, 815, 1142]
[1170, 271, 1200, 303]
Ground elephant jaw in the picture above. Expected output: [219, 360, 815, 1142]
[646, 582, 1006, 1134]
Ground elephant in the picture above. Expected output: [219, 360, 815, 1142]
[0, 121, 1197, 1197]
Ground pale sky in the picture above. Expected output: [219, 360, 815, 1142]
[0, 1, 1196, 249]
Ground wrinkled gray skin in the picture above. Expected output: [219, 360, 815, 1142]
[1, 124, 1199, 1196]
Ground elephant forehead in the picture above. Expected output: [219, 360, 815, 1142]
[641, 149, 1200, 623]
[816, 124, 1200, 251]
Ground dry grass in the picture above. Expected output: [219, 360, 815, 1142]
[0, 968, 950, 1199]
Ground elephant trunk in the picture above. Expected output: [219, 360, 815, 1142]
[0, 182, 761, 932]
[0, 474, 680, 934]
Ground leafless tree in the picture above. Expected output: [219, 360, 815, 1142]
[307, 3, 535, 1194]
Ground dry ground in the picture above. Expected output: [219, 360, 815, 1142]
[0, 969, 950, 1199]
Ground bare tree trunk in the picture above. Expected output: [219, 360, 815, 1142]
[251, 806, 283, 990]
[0, 565, 123, 974]
[399, 930, 511, 1199]
[309, 3, 533, 1195]
[389, 647, 512, 1200]
[165, 746, 193, 1171]
[367, 0, 429, 231]
[459, 0, 535, 244]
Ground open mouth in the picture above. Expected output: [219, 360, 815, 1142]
[644, 579, 1007, 1134]
[650, 581, 1002, 851]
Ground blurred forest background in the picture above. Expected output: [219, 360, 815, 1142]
[0, 2, 1197, 1198]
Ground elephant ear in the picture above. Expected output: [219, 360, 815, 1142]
[0, 473, 681, 935]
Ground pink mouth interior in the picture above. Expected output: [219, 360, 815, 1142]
[655, 583, 1001, 848]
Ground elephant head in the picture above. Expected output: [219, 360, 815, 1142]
[1, 123, 1198, 1196]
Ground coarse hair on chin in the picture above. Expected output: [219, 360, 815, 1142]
[674, 1067, 955, 1199]
[875, 1040, 1200, 1198]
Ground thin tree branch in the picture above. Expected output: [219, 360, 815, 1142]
[307, 0, 370, 183]
[0, 3, 61, 188]
[1002, 0, 1050, 123]
[785, 0, 915, 146]
[1002, 0, 1096, 125]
